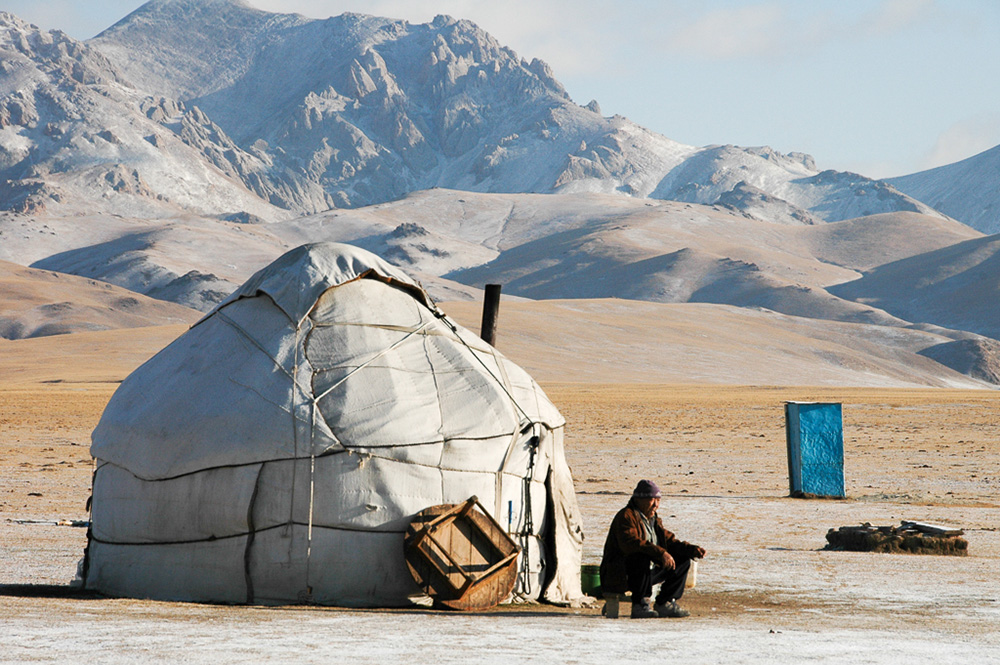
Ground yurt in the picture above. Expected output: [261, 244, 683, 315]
[84, 242, 584, 606]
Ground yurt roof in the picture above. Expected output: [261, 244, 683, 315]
[202, 242, 435, 326]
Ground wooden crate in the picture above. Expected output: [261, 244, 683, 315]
[404, 496, 520, 610]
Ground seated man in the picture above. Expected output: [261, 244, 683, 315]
[599, 479, 706, 618]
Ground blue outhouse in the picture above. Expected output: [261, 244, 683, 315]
[784, 402, 845, 498]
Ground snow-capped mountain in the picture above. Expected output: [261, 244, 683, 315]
[886, 144, 1000, 235]
[71, 0, 937, 223]
[89, 0, 688, 211]
[0, 1, 946, 224]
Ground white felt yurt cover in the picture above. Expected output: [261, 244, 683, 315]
[85, 242, 584, 606]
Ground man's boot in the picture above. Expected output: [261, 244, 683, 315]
[654, 599, 691, 618]
[602, 593, 619, 619]
[630, 597, 658, 619]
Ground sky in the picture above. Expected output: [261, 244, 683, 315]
[7, 0, 1000, 179]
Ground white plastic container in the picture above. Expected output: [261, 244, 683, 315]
[685, 559, 698, 589]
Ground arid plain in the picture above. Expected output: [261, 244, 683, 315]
[2, 300, 999, 664]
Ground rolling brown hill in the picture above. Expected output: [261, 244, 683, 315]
[0, 260, 199, 340]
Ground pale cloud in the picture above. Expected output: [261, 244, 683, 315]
[663, 3, 793, 60]
[865, 0, 936, 36]
[918, 113, 1000, 171]
[660, 0, 940, 61]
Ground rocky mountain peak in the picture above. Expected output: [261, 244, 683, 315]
[104, 0, 259, 29]
[0, 13, 126, 88]
[431, 14, 458, 28]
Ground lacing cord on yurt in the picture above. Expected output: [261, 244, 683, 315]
[80, 461, 97, 587]
[433, 309, 534, 423]
[311, 318, 436, 403]
[87, 450, 540, 600]
[86, 522, 409, 547]
[215, 306, 313, 600]
[294, 320, 311, 602]
[218, 306, 533, 445]
[90, 438, 529, 483]
[214, 309, 434, 600]
[305, 315, 438, 600]
[244, 464, 263, 603]
[303, 307, 550, 601]
[215, 311, 296, 381]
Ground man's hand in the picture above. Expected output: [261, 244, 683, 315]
[693, 546, 707, 559]
[660, 551, 676, 570]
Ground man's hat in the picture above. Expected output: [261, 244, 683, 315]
[632, 479, 662, 498]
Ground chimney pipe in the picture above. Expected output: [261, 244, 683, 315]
[480, 284, 502, 346]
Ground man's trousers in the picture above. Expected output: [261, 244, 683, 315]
[624, 553, 691, 603]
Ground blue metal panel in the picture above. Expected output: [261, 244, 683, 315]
[785, 402, 845, 497]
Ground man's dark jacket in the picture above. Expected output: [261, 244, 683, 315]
[599, 498, 701, 594]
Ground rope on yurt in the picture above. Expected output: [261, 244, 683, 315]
[514, 428, 541, 599]
[214, 308, 317, 598]
[294, 319, 316, 603]
[304, 450, 316, 603]
[214, 311, 295, 380]
[86, 521, 408, 546]
[80, 459, 97, 589]
[299, 311, 435, 601]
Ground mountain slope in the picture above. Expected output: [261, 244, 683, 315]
[648, 145, 939, 222]
[4, 2, 996, 389]
[30, 221, 294, 311]
[448, 217, 900, 326]
[830, 234, 1000, 341]
[271, 189, 973, 328]
[93, 1, 657, 209]
[886, 144, 1000, 234]
[1, 295, 995, 388]
[789, 211, 982, 271]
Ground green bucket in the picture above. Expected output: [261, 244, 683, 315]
[580, 564, 601, 597]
